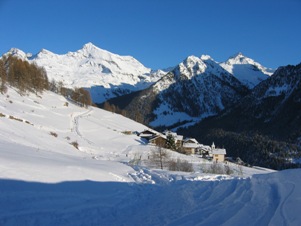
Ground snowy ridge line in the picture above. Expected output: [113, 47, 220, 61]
[4, 43, 166, 103]
[4, 44, 275, 104]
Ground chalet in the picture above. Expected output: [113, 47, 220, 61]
[139, 129, 158, 140]
[198, 144, 212, 157]
[182, 138, 199, 154]
[211, 142, 226, 162]
[149, 134, 167, 147]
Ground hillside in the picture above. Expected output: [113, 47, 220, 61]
[1, 87, 301, 225]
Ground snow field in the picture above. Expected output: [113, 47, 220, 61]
[1, 88, 300, 225]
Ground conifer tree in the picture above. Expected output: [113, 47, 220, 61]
[165, 133, 177, 150]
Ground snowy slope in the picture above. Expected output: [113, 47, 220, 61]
[4, 43, 165, 103]
[1, 88, 301, 225]
[0, 88, 147, 183]
[220, 52, 274, 88]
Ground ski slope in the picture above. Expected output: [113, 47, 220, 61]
[0, 88, 300, 225]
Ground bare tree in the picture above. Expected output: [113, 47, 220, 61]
[72, 87, 92, 107]
[0, 58, 7, 94]
[3, 56, 49, 95]
[168, 158, 194, 172]
[149, 144, 169, 170]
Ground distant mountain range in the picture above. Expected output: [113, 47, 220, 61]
[102, 53, 274, 129]
[4, 43, 280, 129]
[4, 43, 273, 104]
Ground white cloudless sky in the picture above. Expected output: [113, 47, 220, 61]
[0, 0, 300, 69]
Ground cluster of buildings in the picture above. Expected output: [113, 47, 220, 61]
[139, 129, 226, 163]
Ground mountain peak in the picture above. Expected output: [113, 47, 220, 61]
[82, 42, 98, 51]
[180, 55, 206, 77]
[231, 52, 245, 59]
[226, 52, 258, 65]
[4, 48, 28, 60]
[200, 54, 213, 61]
[184, 55, 201, 63]
[39, 48, 53, 55]
[220, 53, 274, 88]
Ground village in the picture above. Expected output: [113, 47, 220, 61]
[138, 129, 227, 163]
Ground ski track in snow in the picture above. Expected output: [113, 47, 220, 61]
[71, 107, 94, 145]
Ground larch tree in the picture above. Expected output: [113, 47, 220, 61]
[0, 58, 7, 93]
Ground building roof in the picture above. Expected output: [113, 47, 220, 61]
[139, 129, 159, 138]
[149, 134, 167, 141]
[183, 143, 199, 148]
[176, 135, 183, 141]
[212, 148, 226, 155]
[199, 145, 211, 151]
[184, 138, 199, 144]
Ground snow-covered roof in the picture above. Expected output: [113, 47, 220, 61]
[212, 149, 226, 155]
[183, 143, 199, 148]
[139, 129, 159, 137]
[184, 138, 199, 144]
[200, 145, 211, 151]
[176, 135, 183, 141]
[149, 134, 167, 141]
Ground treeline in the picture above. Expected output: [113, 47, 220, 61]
[0, 55, 92, 107]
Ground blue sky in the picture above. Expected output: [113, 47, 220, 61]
[0, 0, 300, 69]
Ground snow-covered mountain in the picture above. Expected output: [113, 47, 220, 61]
[220, 52, 274, 88]
[151, 55, 249, 127]
[3, 45, 275, 105]
[0, 86, 300, 225]
[106, 55, 249, 128]
[4, 43, 166, 103]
